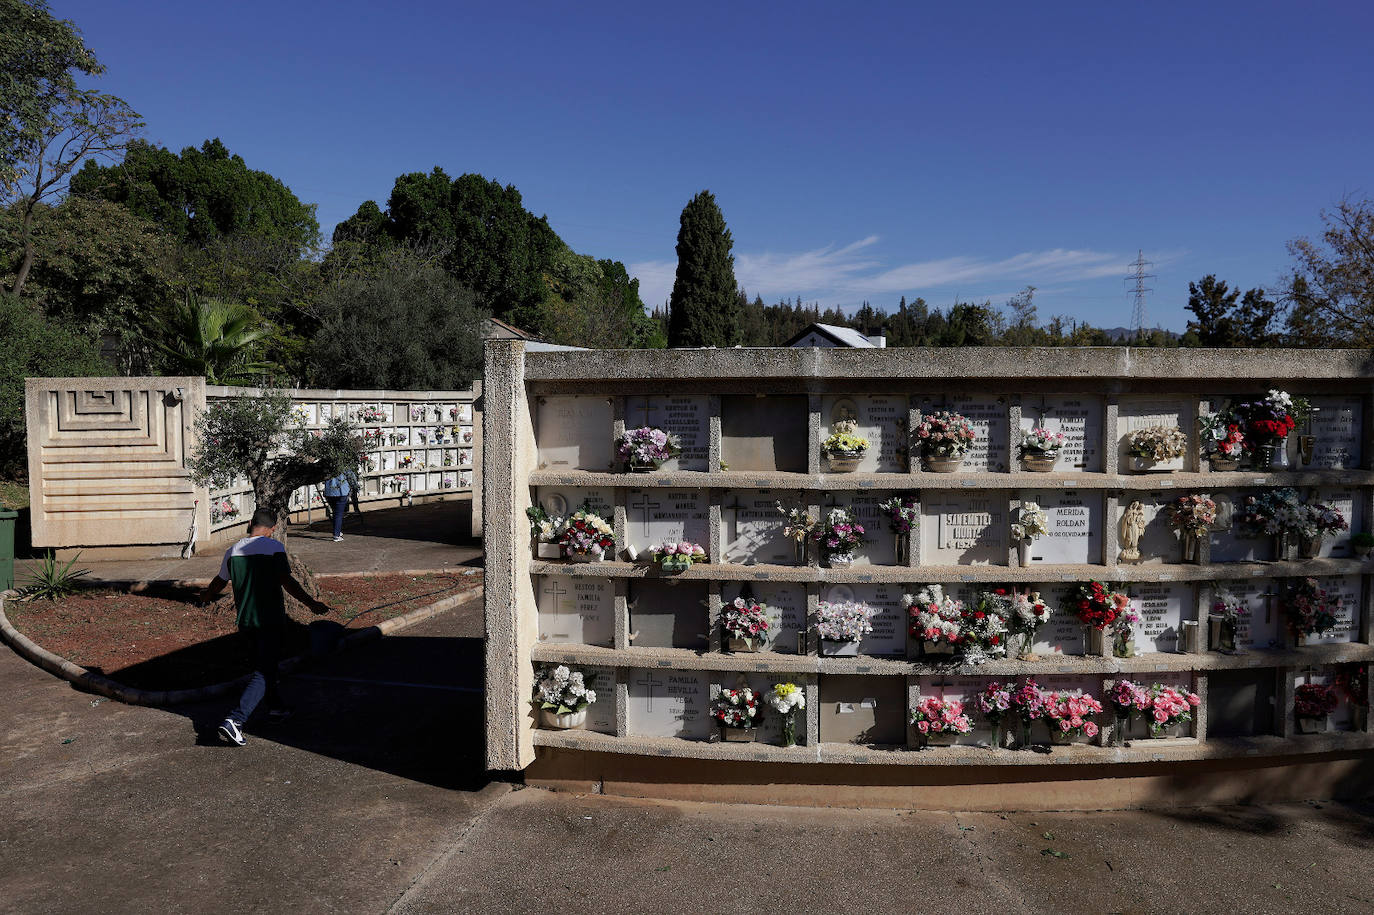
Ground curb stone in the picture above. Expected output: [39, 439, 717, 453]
[0, 577, 483, 707]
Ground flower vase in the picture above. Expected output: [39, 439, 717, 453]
[1129, 455, 1158, 473]
[924, 454, 963, 473]
[793, 540, 809, 565]
[825, 552, 854, 569]
[1086, 626, 1108, 656]
[1110, 714, 1130, 747]
[1022, 453, 1058, 472]
[721, 726, 756, 743]
[1298, 534, 1323, 560]
[1014, 633, 1036, 661]
[1182, 532, 1200, 563]
[825, 451, 863, 473]
[990, 722, 1005, 750]
[1049, 729, 1073, 746]
[1017, 721, 1035, 749]
[820, 638, 860, 656]
[1272, 533, 1292, 562]
[1209, 455, 1240, 472]
[1113, 631, 1136, 658]
[895, 533, 909, 565]
[660, 557, 691, 574]
[926, 730, 956, 747]
[629, 459, 660, 473]
[726, 636, 761, 653]
[781, 714, 798, 748]
[1016, 540, 1030, 568]
[1294, 715, 1327, 735]
[540, 708, 587, 730]
[567, 549, 597, 563]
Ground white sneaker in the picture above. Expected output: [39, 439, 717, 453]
[218, 718, 245, 746]
[333, 535, 343, 542]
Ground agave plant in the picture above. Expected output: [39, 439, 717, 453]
[20, 551, 91, 601]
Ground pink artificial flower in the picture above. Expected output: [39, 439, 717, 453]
[917, 720, 929, 733]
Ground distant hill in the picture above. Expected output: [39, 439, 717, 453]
[1100, 326, 1181, 343]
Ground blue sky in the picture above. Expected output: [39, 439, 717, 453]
[55, 1, 1373, 331]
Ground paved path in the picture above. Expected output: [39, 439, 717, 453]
[5, 593, 1374, 914]
[15, 498, 481, 585]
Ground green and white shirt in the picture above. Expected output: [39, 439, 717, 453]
[217, 536, 290, 629]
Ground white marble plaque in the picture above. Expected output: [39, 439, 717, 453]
[822, 582, 905, 656]
[821, 395, 908, 472]
[1314, 487, 1360, 558]
[1307, 576, 1362, 645]
[827, 492, 897, 565]
[628, 668, 710, 739]
[943, 394, 1009, 472]
[537, 575, 613, 646]
[625, 395, 710, 472]
[1119, 397, 1190, 471]
[1026, 491, 1101, 565]
[1129, 582, 1190, 653]
[1216, 580, 1282, 650]
[1207, 492, 1269, 562]
[1031, 584, 1087, 655]
[723, 582, 807, 654]
[1307, 396, 1362, 470]
[537, 395, 614, 471]
[916, 675, 992, 745]
[627, 489, 709, 553]
[1020, 395, 1104, 471]
[585, 667, 617, 735]
[724, 490, 799, 565]
[922, 493, 1008, 565]
[533, 487, 615, 525]
[630, 580, 709, 649]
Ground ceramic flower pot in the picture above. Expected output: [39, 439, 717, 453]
[1016, 540, 1030, 568]
[924, 730, 956, 747]
[1294, 714, 1327, 735]
[1298, 535, 1323, 560]
[1253, 440, 1291, 470]
[535, 542, 563, 559]
[1209, 456, 1240, 472]
[659, 557, 692, 574]
[1021, 453, 1058, 472]
[1128, 454, 1160, 473]
[720, 726, 757, 742]
[924, 454, 963, 473]
[540, 708, 587, 730]
[825, 451, 864, 473]
[726, 636, 762, 653]
[825, 552, 855, 569]
[820, 638, 860, 656]
[1049, 729, 1074, 746]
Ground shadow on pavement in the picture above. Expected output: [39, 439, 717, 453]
[299, 498, 480, 548]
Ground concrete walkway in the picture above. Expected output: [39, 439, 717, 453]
[5, 589, 1374, 913]
[16, 498, 482, 585]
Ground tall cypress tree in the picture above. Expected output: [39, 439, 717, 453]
[667, 190, 740, 347]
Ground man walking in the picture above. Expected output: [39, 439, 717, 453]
[323, 472, 351, 542]
[199, 508, 332, 746]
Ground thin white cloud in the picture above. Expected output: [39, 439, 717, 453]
[632, 240, 1185, 310]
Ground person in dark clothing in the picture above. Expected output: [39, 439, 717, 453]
[198, 509, 332, 746]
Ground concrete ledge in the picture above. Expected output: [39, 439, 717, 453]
[0, 578, 482, 707]
[525, 743, 1374, 810]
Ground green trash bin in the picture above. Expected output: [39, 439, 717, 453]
[0, 504, 15, 593]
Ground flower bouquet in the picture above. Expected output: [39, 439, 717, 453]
[210, 499, 240, 525]
[777, 502, 816, 564]
[959, 589, 1012, 664]
[1067, 580, 1128, 637]
[1010, 501, 1049, 567]
[1294, 682, 1338, 734]
[721, 597, 771, 651]
[903, 585, 962, 657]
[766, 682, 806, 746]
[409, 406, 426, 421]
[1126, 425, 1187, 471]
[814, 599, 878, 655]
[914, 410, 976, 472]
[1235, 487, 1302, 558]
[361, 405, 386, 423]
[1042, 690, 1102, 745]
[1296, 501, 1347, 559]
[1010, 678, 1048, 748]
[1019, 427, 1067, 471]
[617, 426, 681, 472]
[712, 686, 762, 741]
[1199, 410, 1246, 470]
[526, 505, 567, 558]
[812, 506, 866, 567]
[557, 508, 614, 562]
[1110, 604, 1141, 658]
[533, 664, 597, 729]
[1009, 591, 1052, 659]
[1105, 679, 1152, 745]
[1233, 389, 1310, 469]
[1337, 665, 1368, 730]
[976, 681, 1014, 749]
[650, 540, 706, 573]
[1209, 589, 1249, 652]
[878, 494, 918, 563]
[909, 696, 973, 747]
[821, 419, 870, 472]
[1146, 683, 1200, 737]
[1281, 577, 1340, 643]
[1166, 494, 1216, 562]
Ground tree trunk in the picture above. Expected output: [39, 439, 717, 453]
[255, 478, 322, 603]
[10, 241, 35, 297]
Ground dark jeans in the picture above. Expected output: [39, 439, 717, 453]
[330, 496, 348, 537]
[229, 626, 284, 725]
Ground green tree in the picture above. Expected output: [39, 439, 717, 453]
[71, 138, 319, 251]
[0, 195, 175, 371]
[308, 246, 489, 390]
[0, 292, 109, 475]
[667, 190, 740, 347]
[1184, 275, 1240, 346]
[151, 295, 278, 384]
[1286, 196, 1374, 345]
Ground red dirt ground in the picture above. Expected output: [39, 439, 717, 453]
[5, 571, 482, 690]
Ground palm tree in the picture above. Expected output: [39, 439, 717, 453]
[153, 295, 279, 384]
